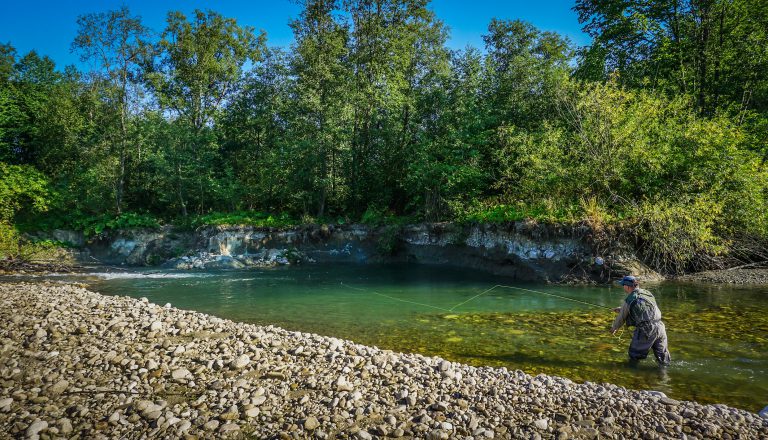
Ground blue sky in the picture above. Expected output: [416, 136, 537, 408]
[0, 0, 589, 69]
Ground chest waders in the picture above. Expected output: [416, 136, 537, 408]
[624, 288, 671, 366]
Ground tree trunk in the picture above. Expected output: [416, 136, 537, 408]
[177, 163, 188, 217]
[116, 73, 128, 215]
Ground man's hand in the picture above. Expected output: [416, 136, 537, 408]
[610, 328, 618, 335]
[612, 307, 621, 313]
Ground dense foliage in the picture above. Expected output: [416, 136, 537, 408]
[0, 0, 766, 272]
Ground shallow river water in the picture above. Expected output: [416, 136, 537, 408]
[26, 263, 768, 411]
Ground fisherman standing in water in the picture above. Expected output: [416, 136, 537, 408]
[611, 275, 671, 366]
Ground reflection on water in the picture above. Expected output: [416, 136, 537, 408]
[11, 263, 768, 412]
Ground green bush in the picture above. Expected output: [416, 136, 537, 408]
[0, 162, 52, 222]
[18, 211, 162, 238]
[0, 221, 66, 262]
[360, 206, 413, 227]
[486, 79, 768, 272]
[189, 211, 295, 228]
[633, 198, 728, 274]
[76, 212, 162, 238]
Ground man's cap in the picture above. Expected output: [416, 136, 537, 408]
[618, 275, 639, 287]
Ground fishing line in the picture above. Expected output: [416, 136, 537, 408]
[340, 281, 625, 342]
[450, 284, 614, 312]
[340, 282, 453, 313]
[452, 284, 625, 342]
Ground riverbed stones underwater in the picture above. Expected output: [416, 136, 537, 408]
[0, 282, 766, 439]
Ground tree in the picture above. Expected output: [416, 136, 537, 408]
[0, 43, 15, 83]
[406, 47, 489, 220]
[5, 51, 62, 166]
[345, 0, 449, 214]
[482, 19, 571, 130]
[72, 6, 153, 214]
[220, 48, 293, 212]
[146, 9, 266, 216]
[0, 44, 19, 162]
[290, 0, 352, 217]
[574, 0, 768, 115]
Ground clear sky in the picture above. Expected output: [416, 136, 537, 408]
[0, 0, 589, 69]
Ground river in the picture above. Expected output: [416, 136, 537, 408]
[20, 263, 768, 412]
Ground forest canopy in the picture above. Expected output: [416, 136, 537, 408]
[0, 0, 766, 273]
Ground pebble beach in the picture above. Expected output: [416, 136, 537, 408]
[1, 282, 766, 439]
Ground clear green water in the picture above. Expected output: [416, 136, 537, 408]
[34, 263, 768, 411]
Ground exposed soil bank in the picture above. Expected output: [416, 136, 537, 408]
[39, 223, 662, 283]
[1, 282, 766, 439]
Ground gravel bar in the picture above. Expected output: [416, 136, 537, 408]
[675, 268, 768, 285]
[1, 282, 766, 439]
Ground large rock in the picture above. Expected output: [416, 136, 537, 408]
[51, 229, 85, 247]
[204, 255, 246, 269]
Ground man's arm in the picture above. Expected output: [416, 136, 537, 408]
[611, 302, 629, 334]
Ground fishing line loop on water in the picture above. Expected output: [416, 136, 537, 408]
[339, 282, 453, 313]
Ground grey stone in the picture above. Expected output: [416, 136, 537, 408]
[177, 420, 192, 433]
[219, 423, 240, 433]
[58, 418, 72, 434]
[661, 397, 680, 406]
[171, 368, 192, 380]
[204, 420, 220, 431]
[304, 416, 320, 430]
[220, 406, 239, 421]
[666, 412, 683, 424]
[49, 379, 69, 395]
[144, 410, 162, 420]
[26, 420, 48, 437]
[355, 430, 373, 440]
[231, 354, 250, 369]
